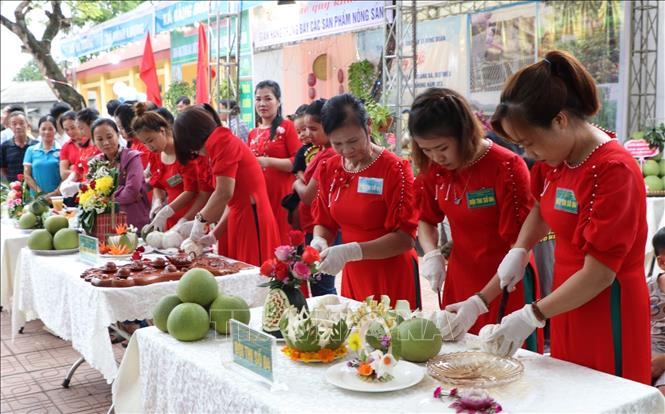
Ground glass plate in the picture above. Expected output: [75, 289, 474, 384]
[427, 351, 524, 388]
[326, 360, 424, 393]
[31, 248, 80, 256]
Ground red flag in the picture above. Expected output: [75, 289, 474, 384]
[139, 33, 162, 106]
[196, 23, 209, 104]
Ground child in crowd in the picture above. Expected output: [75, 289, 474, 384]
[281, 104, 310, 228]
[650, 227, 665, 395]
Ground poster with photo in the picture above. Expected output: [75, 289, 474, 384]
[468, 3, 537, 111]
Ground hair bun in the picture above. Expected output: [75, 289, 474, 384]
[134, 102, 147, 117]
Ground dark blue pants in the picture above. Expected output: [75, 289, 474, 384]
[306, 232, 340, 296]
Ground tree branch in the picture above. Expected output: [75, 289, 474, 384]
[0, 14, 17, 33]
[42, 1, 66, 44]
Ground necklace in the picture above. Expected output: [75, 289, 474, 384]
[343, 147, 384, 173]
[564, 140, 611, 169]
[445, 171, 473, 205]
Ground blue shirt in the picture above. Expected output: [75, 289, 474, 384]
[23, 141, 61, 193]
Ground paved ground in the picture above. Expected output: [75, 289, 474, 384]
[0, 269, 439, 413]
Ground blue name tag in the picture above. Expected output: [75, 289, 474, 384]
[554, 188, 578, 214]
[357, 177, 383, 195]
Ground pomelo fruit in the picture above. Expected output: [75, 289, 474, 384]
[28, 229, 53, 250]
[30, 200, 48, 215]
[643, 160, 660, 177]
[645, 175, 664, 192]
[166, 303, 210, 341]
[365, 320, 388, 351]
[176, 268, 219, 307]
[53, 228, 79, 250]
[153, 295, 182, 333]
[18, 212, 37, 229]
[392, 318, 442, 362]
[660, 159, 665, 176]
[45, 215, 68, 235]
[209, 294, 250, 334]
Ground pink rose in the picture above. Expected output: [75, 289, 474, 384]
[293, 261, 311, 280]
[10, 182, 21, 191]
[274, 245, 295, 261]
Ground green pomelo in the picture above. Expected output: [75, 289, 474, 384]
[18, 212, 37, 229]
[645, 175, 664, 192]
[53, 228, 79, 250]
[28, 229, 53, 250]
[365, 320, 388, 351]
[660, 159, 665, 176]
[176, 268, 219, 307]
[393, 318, 442, 362]
[153, 295, 183, 333]
[30, 200, 48, 215]
[141, 224, 154, 240]
[643, 160, 660, 177]
[166, 303, 210, 341]
[44, 215, 68, 235]
[209, 294, 250, 334]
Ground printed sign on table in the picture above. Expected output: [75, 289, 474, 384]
[230, 320, 275, 383]
[624, 139, 659, 159]
[79, 235, 99, 265]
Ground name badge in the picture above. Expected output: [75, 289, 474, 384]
[166, 174, 183, 187]
[357, 177, 383, 195]
[554, 188, 578, 214]
[466, 188, 496, 208]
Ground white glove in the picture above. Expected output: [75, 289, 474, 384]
[497, 248, 529, 292]
[59, 177, 80, 198]
[484, 304, 545, 357]
[318, 242, 362, 275]
[420, 250, 446, 293]
[197, 232, 217, 247]
[310, 235, 329, 252]
[190, 218, 207, 243]
[150, 205, 174, 232]
[150, 198, 164, 218]
[442, 295, 489, 341]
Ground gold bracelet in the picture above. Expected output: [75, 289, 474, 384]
[475, 292, 489, 308]
[531, 300, 547, 322]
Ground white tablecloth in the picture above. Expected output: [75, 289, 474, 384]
[113, 297, 665, 414]
[646, 197, 665, 277]
[0, 221, 30, 309]
[11, 248, 267, 383]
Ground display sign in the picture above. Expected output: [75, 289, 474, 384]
[624, 139, 659, 158]
[252, 1, 385, 50]
[230, 320, 275, 383]
[79, 235, 99, 265]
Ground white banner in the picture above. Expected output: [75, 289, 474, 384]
[251, 1, 385, 50]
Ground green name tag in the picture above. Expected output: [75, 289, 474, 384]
[166, 174, 183, 187]
[230, 320, 274, 383]
[466, 188, 497, 208]
[79, 234, 99, 265]
[554, 188, 578, 214]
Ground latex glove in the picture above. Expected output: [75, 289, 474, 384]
[318, 242, 362, 275]
[189, 218, 207, 243]
[150, 205, 174, 232]
[310, 235, 329, 252]
[497, 248, 529, 292]
[197, 232, 217, 247]
[150, 198, 164, 218]
[484, 304, 545, 357]
[420, 250, 446, 293]
[442, 295, 489, 341]
[59, 177, 80, 198]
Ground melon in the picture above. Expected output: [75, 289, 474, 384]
[30, 200, 48, 215]
[365, 320, 388, 351]
[643, 160, 660, 177]
[153, 295, 182, 333]
[44, 215, 68, 235]
[645, 175, 664, 192]
[209, 294, 250, 334]
[141, 224, 154, 240]
[53, 228, 79, 250]
[146, 231, 164, 249]
[166, 303, 210, 341]
[176, 268, 219, 307]
[28, 229, 53, 250]
[18, 212, 37, 229]
[392, 318, 442, 362]
[660, 160, 665, 176]
[162, 231, 184, 249]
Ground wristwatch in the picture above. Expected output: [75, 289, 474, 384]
[195, 212, 207, 223]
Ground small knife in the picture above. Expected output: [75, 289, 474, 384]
[497, 286, 509, 323]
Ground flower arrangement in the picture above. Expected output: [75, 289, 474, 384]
[76, 158, 119, 235]
[347, 348, 397, 382]
[433, 386, 502, 414]
[259, 230, 320, 289]
[99, 224, 139, 255]
[349, 295, 412, 353]
[3, 174, 28, 219]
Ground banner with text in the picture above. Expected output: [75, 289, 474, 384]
[251, 1, 385, 50]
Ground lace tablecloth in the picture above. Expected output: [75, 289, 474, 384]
[11, 248, 267, 383]
[0, 221, 30, 309]
[113, 297, 665, 414]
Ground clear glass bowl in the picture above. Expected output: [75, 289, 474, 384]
[427, 351, 524, 388]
